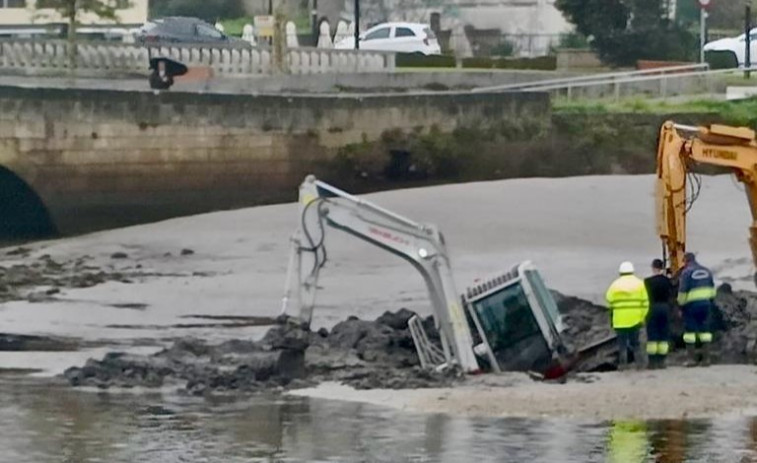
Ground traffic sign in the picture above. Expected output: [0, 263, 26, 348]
[698, 0, 711, 9]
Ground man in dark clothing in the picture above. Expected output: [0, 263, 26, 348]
[644, 259, 674, 369]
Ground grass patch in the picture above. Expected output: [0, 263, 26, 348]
[220, 17, 252, 37]
[554, 97, 757, 127]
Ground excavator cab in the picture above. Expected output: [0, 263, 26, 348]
[462, 262, 570, 376]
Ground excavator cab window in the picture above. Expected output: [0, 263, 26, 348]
[471, 283, 541, 352]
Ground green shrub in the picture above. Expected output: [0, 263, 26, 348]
[462, 56, 557, 70]
[395, 53, 456, 68]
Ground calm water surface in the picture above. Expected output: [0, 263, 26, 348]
[0, 378, 756, 463]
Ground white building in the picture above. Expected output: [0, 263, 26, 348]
[0, 0, 148, 37]
[341, 0, 573, 57]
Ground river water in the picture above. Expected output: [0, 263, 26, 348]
[0, 377, 755, 463]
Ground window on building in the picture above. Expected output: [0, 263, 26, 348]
[114, 0, 130, 9]
[2, 0, 27, 7]
[35, 0, 56, 7]
[395, 27, 416, 38]
[364, 27, 390, 41]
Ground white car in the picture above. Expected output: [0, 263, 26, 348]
[334, 22, 441, 55]
[703, 28, 757, 66]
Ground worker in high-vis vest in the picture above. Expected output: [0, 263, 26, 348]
[606, 261, 649, 370]
[678, 252, 716, 367]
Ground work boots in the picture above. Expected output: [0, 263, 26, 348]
[685, 344, 698, 367]
[700, 343, 712, 367]
[618, 349, 629, 371]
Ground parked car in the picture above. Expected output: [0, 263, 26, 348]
[334, 22, 441, 55]
[134, 17, 246, 46]
[703, 28, 757, 67]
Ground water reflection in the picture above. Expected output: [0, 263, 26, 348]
[2, 378, 757, 463]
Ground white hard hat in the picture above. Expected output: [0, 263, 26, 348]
[619, 261, 635, 274]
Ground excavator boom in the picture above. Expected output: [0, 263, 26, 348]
[656, 120, 757, 282]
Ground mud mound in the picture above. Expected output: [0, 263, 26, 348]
[553, 287, 757, 368]
[64, 310, 459, 395]
[709, 286, 757, 364]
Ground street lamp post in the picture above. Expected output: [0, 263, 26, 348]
[747, 2, 753, 79]
[312, 0, 318, 46]
[698, 0, 710, 64]
[354, 0, 360, 50]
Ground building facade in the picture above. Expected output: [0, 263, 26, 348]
[0, 0, 148, 30]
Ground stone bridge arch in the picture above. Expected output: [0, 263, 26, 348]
[0, 165, 56, 239]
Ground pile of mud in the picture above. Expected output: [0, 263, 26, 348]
[64, 309, 461, 395]
[553, 286, 757, 368]
[709, 286, 757, 364]
[63, 288, 757, 394]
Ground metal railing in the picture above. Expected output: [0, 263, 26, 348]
[471, 63, 710, 93]
[470, 63, 757, 101]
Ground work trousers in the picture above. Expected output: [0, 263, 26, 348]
[615, 325, 641, 366]
[682, 301, 712, 344]
[646, 303, 670, 356]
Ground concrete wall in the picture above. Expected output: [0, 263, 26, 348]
[0, 85, 549, 235]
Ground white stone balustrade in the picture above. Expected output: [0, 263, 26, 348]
[0, 39, 395, 76]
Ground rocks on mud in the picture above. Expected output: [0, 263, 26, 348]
[64, 309, 458, 395]
[180, 248, 195, 256]
[110, 252, 129, 259]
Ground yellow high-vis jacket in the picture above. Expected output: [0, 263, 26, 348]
[606, 275, 649, 329]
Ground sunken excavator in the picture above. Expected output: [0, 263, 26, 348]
[279, 175, 603, 378]
[656, 120, 757, 285]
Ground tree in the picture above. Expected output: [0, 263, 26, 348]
[39, 0, 123, 71]
[555, 0, 696, 67]
[149, 0, 244, 23]
[708, 0, 757, 30]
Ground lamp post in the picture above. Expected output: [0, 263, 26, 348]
[354, 0, 360, 50]
[698, 0, 710, 64]
[311, 0, 318, 45]
[747, 2, 753, 79]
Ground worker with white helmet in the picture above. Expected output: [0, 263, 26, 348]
[606, 261, 650, 370]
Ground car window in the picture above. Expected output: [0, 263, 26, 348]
[395, 27, 415, 38]
[141, 21, 160, 32]
[364, 27, 390, 41]
[197, 23, 223, 39]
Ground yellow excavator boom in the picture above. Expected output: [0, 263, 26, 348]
[656, 120, 757, 284]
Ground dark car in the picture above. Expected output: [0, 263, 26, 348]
[134, 17, 247, 46]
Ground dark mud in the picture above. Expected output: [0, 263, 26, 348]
[62, 288, 757, 394]
[0, 247, 206, 305]
[63, 310, 459, 395]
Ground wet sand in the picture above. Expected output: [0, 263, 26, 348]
[291, 365, 757, 420]
[0, 174, 754, 417]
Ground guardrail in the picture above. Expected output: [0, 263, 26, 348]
[469, 63, 757, 100]
[471, 63, 710, 93]
[0, 39, 396, 76]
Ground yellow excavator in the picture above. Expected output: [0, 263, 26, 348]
[656, 120, 757, 284]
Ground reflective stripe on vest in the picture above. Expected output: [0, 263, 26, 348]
[679, 286, 716, 306]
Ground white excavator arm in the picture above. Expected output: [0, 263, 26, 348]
[280, 175, 481, 373]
